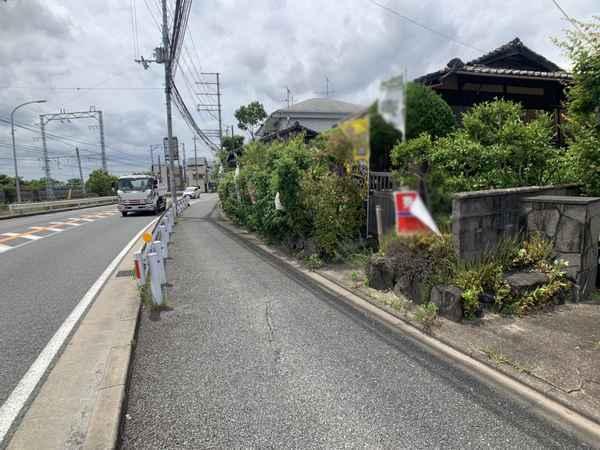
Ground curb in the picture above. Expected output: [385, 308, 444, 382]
[0, 201, 117, 221]
[210, 212, 600, 448]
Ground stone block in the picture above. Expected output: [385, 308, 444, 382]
[393, 275, 426, 304]
[504, 271, 549, 296]
[430, 285, 464, 322]
[526, 207, 560, 239]
[555, 215, 583, 253]
[366, 255, 395, 291]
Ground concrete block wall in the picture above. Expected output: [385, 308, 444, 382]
[452, 185, 580, 261]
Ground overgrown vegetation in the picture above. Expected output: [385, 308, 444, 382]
[376, 232, 571, 319]
[218, 134, 365, 260]
[415, 302, 438, 332]
[392, 99, 562, 214]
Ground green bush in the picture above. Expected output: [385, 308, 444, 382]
[392, 99, 561, 214]
[217, 135, 365, 258]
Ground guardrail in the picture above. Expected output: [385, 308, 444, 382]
[133, 196, 190, 306]
[8, 196, 117, 215]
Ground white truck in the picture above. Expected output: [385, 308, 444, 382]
[116, 174, 167, 217]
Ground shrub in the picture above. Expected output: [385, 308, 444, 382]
[415, 302, 438, 331]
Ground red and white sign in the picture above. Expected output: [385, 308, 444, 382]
[394, 191, 440, 236]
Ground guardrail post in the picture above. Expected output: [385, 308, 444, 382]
[159, 223, 169, 245]
[147, 252, 164, 306]
[153, 240, 167, 285]
[134, 251, 146, 286]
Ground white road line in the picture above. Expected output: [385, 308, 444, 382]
[0, 218, 158, 444]
[69, 217, 94, 222]
[49, 221, 81, 227]
[30, 227, 63, 232]
[0, 244, 11, 253]
[1, 233, 43, 241]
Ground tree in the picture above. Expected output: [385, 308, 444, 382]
[234, 101, 267, 140]
[86, 170, 118, 196]
[392, 99, 559, 213]
[369, 82, 455, 171]
[555, 17, 600, 195]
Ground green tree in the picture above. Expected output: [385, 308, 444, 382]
[392, 99, 559, 213]
[555, 17, 600, 195]
[234, 101, 267, 140]
[218, 134, 245, 168]
[370, 82, 455, 171]
[86, 170, 118, 196]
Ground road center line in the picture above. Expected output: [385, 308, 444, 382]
[70, 218, 94, 222]
[50, 222, 81, 227]
[30, 227, 63, 233]
[0, 218, 158, 444]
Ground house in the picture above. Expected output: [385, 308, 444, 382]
[185, 157, 211, 192]
[257, 98, 364, 142]
[415, 37, 572, 138]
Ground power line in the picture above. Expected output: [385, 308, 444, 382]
[367, 0, 484, 53]
[550, 0, 585, 34]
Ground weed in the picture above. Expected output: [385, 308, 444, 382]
[481, 348, 530, 374]
[415, 302, 438, 332]
[305, 254, 324, 271]
[511, 232, 553, 270]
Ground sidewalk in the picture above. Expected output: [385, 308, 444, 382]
[120, 196, 585, 449]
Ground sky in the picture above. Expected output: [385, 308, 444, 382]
[0, 0, 597, 181]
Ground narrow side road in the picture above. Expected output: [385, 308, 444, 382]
[122, 195, 587, 449]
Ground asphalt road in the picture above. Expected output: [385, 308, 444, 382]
[122, 195, 588, 449]
[0, 204, 155, 408]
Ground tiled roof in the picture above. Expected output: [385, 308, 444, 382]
[456, 64, 571, 80]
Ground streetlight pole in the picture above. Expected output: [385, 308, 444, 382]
[11, 99, 46, 203]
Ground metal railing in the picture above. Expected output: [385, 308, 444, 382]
[369, 171, 395, 191]
[8, 196, 117, 215]
[133, 196, 190, 306]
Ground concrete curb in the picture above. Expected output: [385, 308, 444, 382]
[0, 200, 117, 221]
[210, 212, 600, 448]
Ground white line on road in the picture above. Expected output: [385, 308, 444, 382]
[30, 227, 63, 232]
[70, 217, 94, 222]
[49, 221, 81, 227]
[0, 218, 158, 445]
[0, 244, 11, 253]
[0, 233, 42, 241]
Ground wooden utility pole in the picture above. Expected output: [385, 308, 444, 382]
[193, 135, 199, 187]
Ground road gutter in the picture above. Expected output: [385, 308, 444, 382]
[210, 212, 600, 448]
[1, 219, 156, 450]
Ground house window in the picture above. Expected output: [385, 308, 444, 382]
[506, 85, 544, 96]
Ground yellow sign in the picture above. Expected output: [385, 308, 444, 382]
[143, 232, 153, 243]
[339, 116, 370, 163]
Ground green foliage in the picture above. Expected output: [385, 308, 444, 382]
[234, 101, 267, 140]
[392, 99, 560, 213]
[218, 134, 365, 259]
[369, 83, 455, 171]
[405, 82, 456, 140]
[415, 302, 438, 331]
[511, 232, 554, 269]
[86, 170, 118, 196]
[305, 254, 324, 271]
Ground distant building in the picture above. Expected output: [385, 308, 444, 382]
[415, 37, 572, 140]
[257, 98, 364, 142]
[184, 157, 211, 192]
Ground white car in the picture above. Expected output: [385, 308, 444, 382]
[183, 186, 201, 199]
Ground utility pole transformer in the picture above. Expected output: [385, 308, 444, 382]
[75, 147, 86, 195]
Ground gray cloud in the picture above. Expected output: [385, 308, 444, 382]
[0, 0, 598, 180]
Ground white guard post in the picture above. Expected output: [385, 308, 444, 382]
[147, 252, 163, 306]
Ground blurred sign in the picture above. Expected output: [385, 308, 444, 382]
[163, 136, 179, 161]
[339, 116, 370, 198]
[379, 74, 406, 137]
[394, 191, 440, 236]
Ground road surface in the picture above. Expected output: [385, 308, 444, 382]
[122, 195, 586, 449]
[0, 205, 155, 410]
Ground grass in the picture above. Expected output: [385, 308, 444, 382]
[414, 303, 438, 332]
[138, 279, 169, 311]
[481, 348, 531, 374]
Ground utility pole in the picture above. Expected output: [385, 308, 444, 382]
[181, 142, 187, 187]
[39, 115, 54, 200]
[161, 0, 177, 209]
[75, 147, 86, 195]
[158, 156, 162, 182]
[193, 135, 199, 186]
[216, 73, 223, 149]
[98, 110, 107, 172]
[150, 145, 155, 175]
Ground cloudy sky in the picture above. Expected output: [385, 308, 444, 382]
[0, 0, 597, 181]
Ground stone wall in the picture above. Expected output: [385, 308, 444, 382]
[523, 195, 600, 300]
[452, 184, 580, 261]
